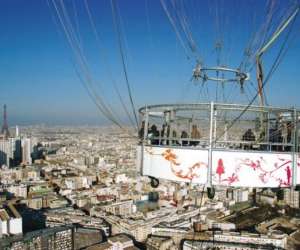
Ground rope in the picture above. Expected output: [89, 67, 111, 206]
[83, 0, 136, 128]
[50, 0, 124, 128]
[110, 0, 139, 130]
[160, 0, 192, 60]
[215, 12, 297, 142]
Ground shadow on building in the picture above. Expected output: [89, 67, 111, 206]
[14, 203, 46, 233]
[0, 150, 7, 167]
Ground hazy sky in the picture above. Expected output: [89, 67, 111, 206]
[0, 0, 300, 126]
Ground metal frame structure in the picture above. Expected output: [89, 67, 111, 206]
[138, 102, 300, 189]
[193, 65, 250, 84]
[137, 6, 300, 192]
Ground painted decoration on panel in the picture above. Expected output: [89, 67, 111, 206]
[212, 151, 300, 187]
[141, 146, 300, 187]
[143, 146, 208, 184]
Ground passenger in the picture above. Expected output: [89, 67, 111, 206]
[281, 122, 288, 151]
[190, 125, 201, 146]
[274, 119, 283, 151]
[172, 130, 179, 145]
[242, 129, 255, 149]
[282, 123, 288, 143]
[148, 124, 159, 145]
[258, 130, 267, 151]
[287, 122, 292, 143]
[161, 124, 170, 145]
[138, 121, 145, 139]
[269, 122, 283, 151]
[283, 122, 292, 151]
[181, 130, 189, 146]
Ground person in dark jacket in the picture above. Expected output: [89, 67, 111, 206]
[149, 124, 160, 145]
[138, 121, 145, 140]
[242, 129, 255, 149]
[181, 130, 189, 146]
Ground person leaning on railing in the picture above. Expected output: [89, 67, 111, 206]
[242, 128, 255, 150]
[171, 130, 180, 145]
[148, 124, 160, 145]
[161, 124, 170, 145]
[190, 125, 201, 146]
[138, 121, 147, 145]
[181, 130, 189, 146]
[257, 130, 267, 150]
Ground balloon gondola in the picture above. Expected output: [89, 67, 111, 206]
[135, 6, 300, 198]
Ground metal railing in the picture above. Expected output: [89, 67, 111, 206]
[139, 102, 300, 154]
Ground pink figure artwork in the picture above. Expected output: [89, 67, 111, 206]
[222, 173, 239, 185]
[216, 158, 225, 182]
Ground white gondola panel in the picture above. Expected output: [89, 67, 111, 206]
[211, 150, 300, 187]
[140, 146, 300, 187]
[141, 146, 208, 184]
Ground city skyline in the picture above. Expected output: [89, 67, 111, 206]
[1, 1, 300, 249]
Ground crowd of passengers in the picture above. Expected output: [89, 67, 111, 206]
[139, 122, 201, 146]
[139, 120, 294, 152]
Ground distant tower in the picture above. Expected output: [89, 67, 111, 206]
[16, 125, 19, 137]
[1, 104, 10, 138]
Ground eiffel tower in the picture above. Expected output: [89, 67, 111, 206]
[1, 104, 10, 138]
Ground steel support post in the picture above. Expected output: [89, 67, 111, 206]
[207, 102, 214, 188]
[292, 108, 298, 188]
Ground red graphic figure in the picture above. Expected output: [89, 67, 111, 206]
[216, 158, 225, 182]
[162, 149, 180, 166]
[160, 149, 207, 180]
[241, 158, 261, 171]
[285, 166, 291, 185]
[259, 173, 267, 183]
[250, 160, 261, 171]
[223, 173, 239, 185]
